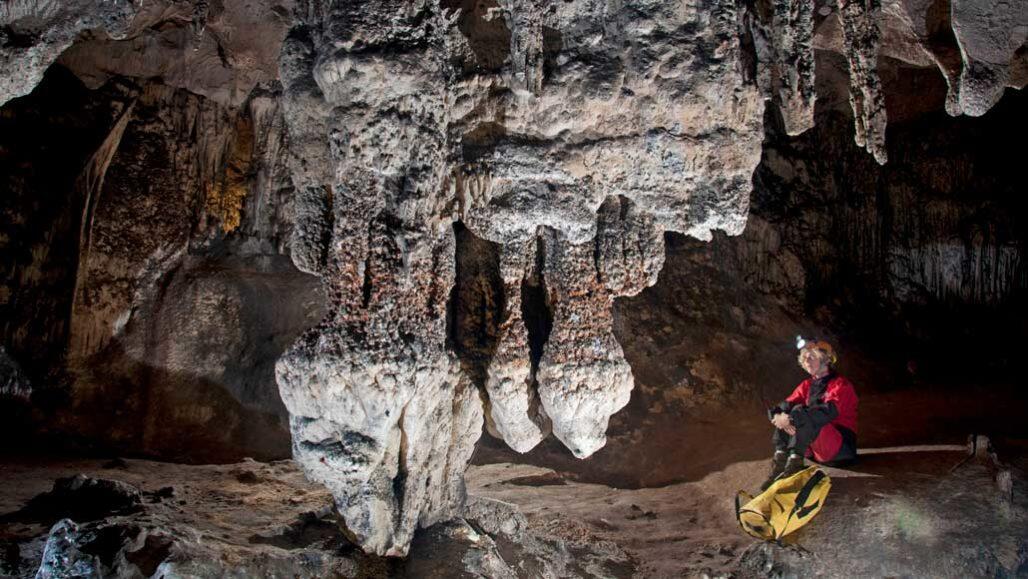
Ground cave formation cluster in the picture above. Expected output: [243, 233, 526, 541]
[2, 0, 1026, 558]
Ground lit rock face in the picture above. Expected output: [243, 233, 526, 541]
[274, 2, 483, 556]
[454, 0, 764, 460]
[484, 238, 550, 453]
[275, 0, 762, 556]
[804, 0, 1028, 163]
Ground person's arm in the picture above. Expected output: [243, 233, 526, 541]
[789, 379, 841, 429]
[767, 400, 792, 420]
[767, 381, 808, 420]
[789, 399, 838, 429]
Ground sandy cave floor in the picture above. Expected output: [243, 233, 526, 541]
[1, 439, 1025, 577]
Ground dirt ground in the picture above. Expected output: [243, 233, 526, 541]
[469, 381, 1028, 578]
[2, 382, 1026, 578]
[468, 441, 1028, 578]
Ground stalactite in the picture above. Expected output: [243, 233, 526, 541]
[837, 0, 888, 164]
[764, 0, 817, 135]
[483, 238, 550, 453]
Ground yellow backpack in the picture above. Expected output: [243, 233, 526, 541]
[735, 466, 831, 541]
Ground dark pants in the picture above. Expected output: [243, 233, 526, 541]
[773, 422, 857, 465]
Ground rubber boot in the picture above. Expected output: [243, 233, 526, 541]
[759, 451, 788, 491]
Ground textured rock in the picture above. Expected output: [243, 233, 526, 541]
[950, 0, 1028, 116]
[837, 0, 888, 164]
[274, 0, 762, 554]
[275, 2, 483, 556]
[752, 0, 818, 135]
[0, 461, 389, 579]
[536, 198, 664, 458]
[765, 0, 1028, 164]
[0, 0, 138, 106]
[5, 0, 1024, 563]
[406, 496, 634, 578]
[58, 0, 291, 108]
[0, 346, 31, 401]
[484, 238, 551, 453]
[1, 67, 322, 462]
[454, 0, 763, 459]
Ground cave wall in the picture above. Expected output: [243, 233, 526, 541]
[747, 66, 1028, 378]
[0, 66, 325, 461]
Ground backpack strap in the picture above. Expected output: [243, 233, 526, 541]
[777, 468, 827, 539]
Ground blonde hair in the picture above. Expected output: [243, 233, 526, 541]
[798, 341, 837, 367]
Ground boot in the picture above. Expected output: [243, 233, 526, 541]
[780, 453, 806, 479]
[759, 451, 788, 491]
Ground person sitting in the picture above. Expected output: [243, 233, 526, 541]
[761, 338, 859, 491]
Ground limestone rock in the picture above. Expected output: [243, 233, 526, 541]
[275, 2, 483, 556]
[58, 0, 291, 108]
[0, 463, 378, 579]
[758, 0, 818, 135]
[274, 0, 763, 554]
[532, 198, 664, 458]
[455, 0, 763, 459]
[484, 239, 551, 453]
[0, 0, 138, 106]
[950, 0, 1028, 116]
[406, 496, 634, 578]
[837, 0, 888, 164]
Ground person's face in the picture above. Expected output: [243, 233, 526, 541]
[799, 349, 827, 376]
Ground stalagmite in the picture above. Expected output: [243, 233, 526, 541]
[275, 3, 482, 557]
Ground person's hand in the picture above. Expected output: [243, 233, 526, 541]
[783, 424, 796, 436]
[771, 413, 792, 431]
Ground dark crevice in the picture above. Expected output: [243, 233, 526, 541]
[522, 235, 552, 376]
[447, 221, 503, 390]
[361, 255, 373, 309]
[1, 26, 38, 49]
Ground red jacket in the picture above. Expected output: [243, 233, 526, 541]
[785, 374, 859, 433]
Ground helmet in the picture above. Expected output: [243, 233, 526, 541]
[796, 336, 838, 366]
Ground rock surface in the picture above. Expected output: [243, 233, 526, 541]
[273, 0, 762, 555]
[0, 346, 31, 402]
[0, 66, 322, 462]
[0, 0, 138, 106]
[0, 458, 631, 578]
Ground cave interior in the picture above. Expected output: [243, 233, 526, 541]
[1, 0, 1027, 577]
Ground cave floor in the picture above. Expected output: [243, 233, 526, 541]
[469, 382, 1028, 577]
[2, 382, 1027, 578]
[1, 441, 1024, 578]
[468, 442, 1028, 578]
